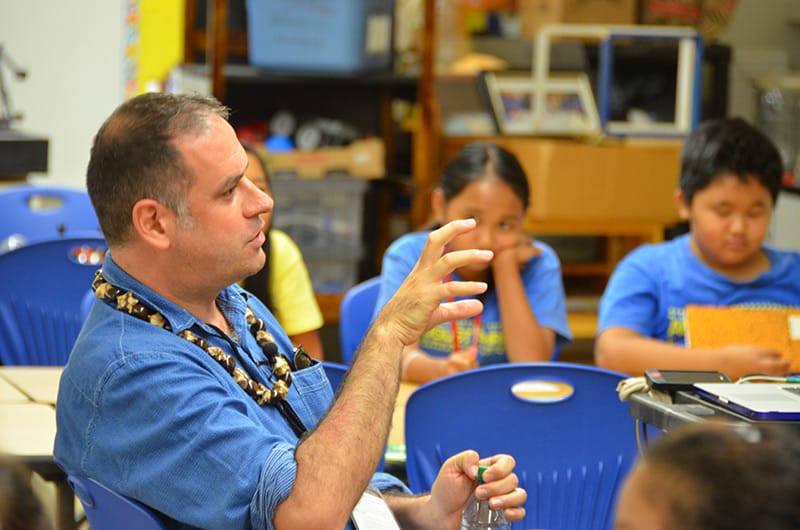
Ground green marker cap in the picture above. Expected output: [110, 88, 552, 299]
[477, 465, 489, 484]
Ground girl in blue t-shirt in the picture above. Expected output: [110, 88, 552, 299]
[374, 141, 571, 383]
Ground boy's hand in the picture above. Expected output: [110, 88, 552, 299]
[717, 344, 792, 378]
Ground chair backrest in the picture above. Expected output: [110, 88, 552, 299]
[404, 362, 637, 530]
[0, 185, 100, 245]
[321, 360, 349, 392]
[338, 276, 381, 364]
[0, 234, 107, 365]
[68, 475, 166, 530]
[320, 360, 385, 472]
[80, 288, 95, 321]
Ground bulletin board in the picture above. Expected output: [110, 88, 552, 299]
[124, 0, 184, 99]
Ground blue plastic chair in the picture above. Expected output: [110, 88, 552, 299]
[68, 475, 165, 530]
[0, 234, 107, 365]
[321, 360, 385, 472]
[321, 360, 349, 392]
[80, 288, 95, 321]
[338, 276, 381, 364]
[0, 184, 100, 245]
[404, 362, 637, 530]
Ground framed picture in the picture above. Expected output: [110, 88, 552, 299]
[436, 75, 498, 136]
[481, 71, 601, 136]
[532, 24, 702, 137]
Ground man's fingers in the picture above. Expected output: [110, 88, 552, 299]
[416, 219, 488, 269]
[430, 300, 484, 328]
[409, 247, 493, 286]
[424, 218, 476, 252]
[478, 454, 517, 478]
[437, 248, 493, 277]
[403, 249, 492, 297]
[439, 276, 489, 299]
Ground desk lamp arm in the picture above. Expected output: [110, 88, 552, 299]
[0, 44, 28, 129]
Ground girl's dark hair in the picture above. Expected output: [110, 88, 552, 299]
[439, 141, 530, 209]
[679, 117, 783, 205]
[642, 423, 800, 530]
[240, 143, 273, 312]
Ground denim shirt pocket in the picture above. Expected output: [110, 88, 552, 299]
[290, 362, 335, 427]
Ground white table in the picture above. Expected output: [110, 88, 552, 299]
[0, 375, 29, 403]
[0, 402, 56, 454]
[0, 366, 63, 404]
[388, 381, 418, 448]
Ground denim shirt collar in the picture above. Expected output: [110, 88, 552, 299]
[101, 252, 251, 339]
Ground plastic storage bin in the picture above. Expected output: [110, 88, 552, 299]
[270, 177, 367, 253]
[271, 177, 368, 293]
[245, 0, 394, 73]
[304, 249, 364, 294]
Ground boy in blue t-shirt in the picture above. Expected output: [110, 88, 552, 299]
[595, 117, 800, 380]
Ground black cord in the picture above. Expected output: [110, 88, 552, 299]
[209, 325, 307, 437]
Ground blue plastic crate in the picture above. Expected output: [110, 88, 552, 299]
[245, 0, 394, 73]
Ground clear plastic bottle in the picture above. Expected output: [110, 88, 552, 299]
[756, 83, 798, 185]
[461, 465, 511, 530]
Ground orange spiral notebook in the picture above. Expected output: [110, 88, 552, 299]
[684, 305, 800, 372]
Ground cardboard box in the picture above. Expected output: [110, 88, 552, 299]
[261, 138, 385, 180]
[480, 137, 683, 223]
[639, 0, 737, 42]
[519, 0, 638, 39]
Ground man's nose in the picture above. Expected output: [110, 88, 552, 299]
[256, 190, 274, 217]
[244, 179, 273, 217]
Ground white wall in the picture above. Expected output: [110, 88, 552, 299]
[769, 191, 800, 250]
[716, 0, 800, 120]
[717, 0, 800, 68]
[0, 1, 125, 189]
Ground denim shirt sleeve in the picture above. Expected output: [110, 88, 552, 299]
[58, 346, 309, 530]
[249, 441, 298, 530]
[371, 472, 411, 493]
[248, 365, 410, 530]
[249, 467, 410, 530]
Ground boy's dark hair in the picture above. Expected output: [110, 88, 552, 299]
[679, 117, 783, 205]
[640, 423, 800, 530]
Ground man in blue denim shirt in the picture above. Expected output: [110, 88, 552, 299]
[54, 93, 527, 529]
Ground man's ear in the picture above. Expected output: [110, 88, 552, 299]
[675, 189, 690, 221]
[431, 188, 446, 224]
[131, 199, 173, 250]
